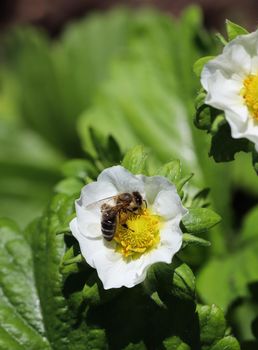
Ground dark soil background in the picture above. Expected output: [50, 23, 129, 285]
[1, 0, 258, 35]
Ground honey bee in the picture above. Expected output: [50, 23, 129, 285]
[100, 191, 145, 241]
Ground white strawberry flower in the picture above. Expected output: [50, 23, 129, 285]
[70, 165, 187, 290]
[201, 29, 258, 150]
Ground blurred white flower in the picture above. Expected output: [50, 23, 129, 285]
[70, 165, 187, 289]
[201, 30, 258, 150]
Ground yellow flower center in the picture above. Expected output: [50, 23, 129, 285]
[242, 74, 258, 121]
[114, 209, 161, 259]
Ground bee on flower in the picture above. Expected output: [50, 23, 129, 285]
[70, 165, 187, 289]
[201, 29, 258, 151]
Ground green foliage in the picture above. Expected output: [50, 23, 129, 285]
[0, 8, 133, 226]
[193, 56, 214, 77]
[0, 218, 51, 349]
[122, 145, 148, 175]
[0, 7, 256, 349]
[210, 337, 240, 350]
[197, 305, 240, 350]
[0, 194, 109, 350]
[163, 336, 190, 350]
[2, 10, 134, 157]
[0, 147, 229, 350]
[77, 7, 237, 258]
[182, 208, 221, 234]
[146, 261, 196, 301]
[226, 20, 249, 41]
[197, 206, 258, 310]
[182, 233, 211, 248]
[0, 142, 239, 350]
[1, 6, 241, 251]
[61, 159, 98, 180]
[157, 160, 181, 184]
[0, 119, 62, 227]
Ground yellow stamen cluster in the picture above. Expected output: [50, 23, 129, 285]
[242, 74, 258, 121]
[114, 209, 161, 258]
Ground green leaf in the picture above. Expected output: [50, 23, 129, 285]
[190, 188, 210, 208]
[84, 329, 107, 350]
[26, 195, 76, 348]
[157, 160, 181, 184]
[197, 247, 258, 310]
[171, 263, 196, 300]
[23, 193, 102, 349]
[197, 304, 227, 349]
[182, 208, 221, 233]
[122, 145, 148, 174]
[193, 56, 214, 77]
[0, 119, 62, 227]
[123, 342, 147, 350]
[175, 173, 194, 194]
[226, 19, 249, 41]
[183, 233, 211, 247]
[210, 336, 240, 350]
[61, 159, 98, 180]
[215, 33, 228, 46]
[195, 103, 212, 131]
[210, 115, 227, 135]
[54, 177, 83, 195]
[0, 218, 51, 349]
[3, 9, 134, 158]
[163, 336, 190, 350]
[147, 261, 195, 301]
[241, 205, 258, 242]
[197, 207, 258, 310]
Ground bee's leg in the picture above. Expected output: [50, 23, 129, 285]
[143, 200, 147, 208]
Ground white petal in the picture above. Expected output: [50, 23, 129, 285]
[225, 110, 248, 138]
[75, 200, 102, 238]
[251, 56, 258, 73]
[222, 43, 252, 75]
[204, 71, 247, 121]
[94, 220, 183, 289]
[70, 218, 117, 269]
[97, 257, 144, 289]
[201, 46, 251, 92]
[81, 181, 117, 207]
[98, 165, 144, 194]
[232, 29, 258, 56]
[244, 119, 258, 145]
[152, 189, 187, 221]
[223, 109, 258, 149]
[137, 175, 175, 205]
[159, 220, 183, 250]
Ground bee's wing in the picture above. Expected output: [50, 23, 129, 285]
[85, 195, 117, 211]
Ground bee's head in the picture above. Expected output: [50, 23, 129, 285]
[132, 191, 143, 206]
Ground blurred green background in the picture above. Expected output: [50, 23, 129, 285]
[1, 1, 258, 346]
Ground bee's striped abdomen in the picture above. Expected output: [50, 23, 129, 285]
[101, 209, 117, 241]
[101, 218, 116, 240]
